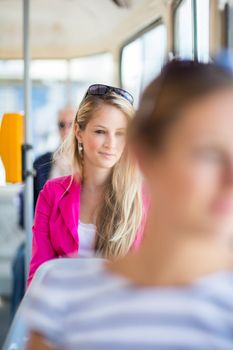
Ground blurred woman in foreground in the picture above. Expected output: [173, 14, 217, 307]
[25, 60, 233, 349]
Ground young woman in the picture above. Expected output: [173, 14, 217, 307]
[24, 60, 233, 349]
[27, 84, 148, 285]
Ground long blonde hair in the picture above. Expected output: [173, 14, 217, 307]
[54, 92, 143, 258]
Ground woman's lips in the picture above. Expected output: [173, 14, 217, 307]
[99, 152, 115, 158]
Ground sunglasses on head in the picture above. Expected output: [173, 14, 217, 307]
[58, 121, 72, 129]
[85, 84, 134, 105]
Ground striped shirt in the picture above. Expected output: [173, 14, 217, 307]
[22, 259, 233, 350]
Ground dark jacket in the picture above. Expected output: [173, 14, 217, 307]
[33, 151, 53, 204]
[18, 151, 53, 229]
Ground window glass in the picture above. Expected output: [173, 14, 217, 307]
[174, 0, 193, 59]
[70, 53, 113, 83]
[142, 24, 166, 89]
[121, 39, 143, 107]
[70, 52, 114, 105]
[196, 0, 210, 62]
[0, 60, 23, 79]
[31, 60, 68, 80]
[121, 22, 166, 106]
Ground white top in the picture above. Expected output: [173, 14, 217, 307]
[22, 260, 233, 350]
[78, 221, 96, 257]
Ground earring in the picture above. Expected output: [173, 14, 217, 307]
[78, 143, 83, 156]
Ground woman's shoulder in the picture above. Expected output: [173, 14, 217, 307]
[40, 175, 81, 201]
[27, 259, 108, 303]
[44, 175, 81, 191]
[45, 175, 72, 187]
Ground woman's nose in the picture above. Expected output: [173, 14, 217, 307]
[104, 134, 116, 149]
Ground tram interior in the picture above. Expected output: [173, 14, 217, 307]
[1, 0, 233, 348]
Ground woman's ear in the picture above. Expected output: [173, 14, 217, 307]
[74, 123, 83, 144]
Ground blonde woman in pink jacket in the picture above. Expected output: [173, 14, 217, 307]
[28, 84, 149, 285]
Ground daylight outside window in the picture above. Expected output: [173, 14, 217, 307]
[121, 22, 166, 106]
[196, 0, 210, 62]
[174, 0, 193, 59]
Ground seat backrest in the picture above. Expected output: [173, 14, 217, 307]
[3, 258, 102, 350]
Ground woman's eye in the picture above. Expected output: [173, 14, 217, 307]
[116, 132, 125, 137]
[95, 130, 105, 134]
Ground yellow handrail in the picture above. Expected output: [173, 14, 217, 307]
[0, 113, 24, 183]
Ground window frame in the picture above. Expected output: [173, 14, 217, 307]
[224, 3, 233, 49]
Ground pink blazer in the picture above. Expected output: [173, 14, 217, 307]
[27, 175, 149, 286]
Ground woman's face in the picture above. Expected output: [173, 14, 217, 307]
[142, 89, 233, 237]
[76, 104, 128, 169]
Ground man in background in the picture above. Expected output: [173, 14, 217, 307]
[33, 105, 74, 205]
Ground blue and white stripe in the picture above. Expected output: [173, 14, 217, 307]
[22, 260, 233, 350]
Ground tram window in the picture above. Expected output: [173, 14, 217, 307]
[121, 39, 143, 107]
[70, 52, 114, 104]
[174, 0, 193, 59]
[70, 53, 113, 83]
[196, 0, 210, 62]
[31, 60, 68, 80]
[142, 24, 167, 89]
[0, 60, 23, 79]
[121, 22, 166, 106]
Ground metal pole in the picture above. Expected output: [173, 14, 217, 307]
[23, 0, 33, 277]
[192, 0, 198, 60]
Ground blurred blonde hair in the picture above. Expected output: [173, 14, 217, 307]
[54, 92, 143, 258]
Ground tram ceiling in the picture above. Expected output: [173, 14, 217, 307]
[0, 0, 169, 59]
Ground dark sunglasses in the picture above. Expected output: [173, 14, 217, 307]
[58, 121, 72, 129]
[85, 84, 134, 105]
